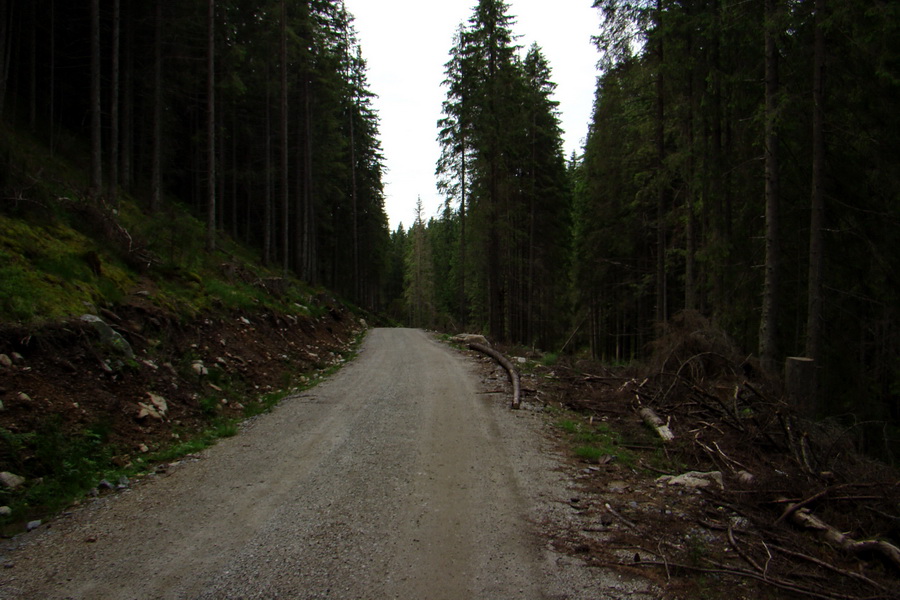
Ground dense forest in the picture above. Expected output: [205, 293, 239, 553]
[0, 0, 389, 308]
[1, 0, 899, 448]
[392, 0, 900, 448]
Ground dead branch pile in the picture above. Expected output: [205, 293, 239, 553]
[542, 311, 900, 599]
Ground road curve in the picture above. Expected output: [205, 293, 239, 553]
[0, 328, 573, 599]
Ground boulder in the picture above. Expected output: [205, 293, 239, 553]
[0, 354, 11, 368]
[191, 361, 208, 377]
[146, 392, 168, 416]
[0, 472, 26, 490]
[656, 470, 724, 491]
[80, 314, 135, 361]
[137, 402, 163, 420]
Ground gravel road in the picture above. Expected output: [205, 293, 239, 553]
[0, 328, 654, 599]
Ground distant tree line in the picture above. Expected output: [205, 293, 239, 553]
[397, 0, 572, 349]
[0, 0, 389, 309]
[391, 0, 899, 444]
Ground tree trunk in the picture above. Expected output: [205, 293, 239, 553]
[108, 0, 120, 205]
[90, 0, 103, 199]
[0, 0, 9, 119]
[684, 20, 698, 312]
[120, 1, 133, 191]
[805, 0, 826, 387]
[759, 0, 781, 374]
[28, 0, 34, 130]
[150, 0, 162, 213]
[279, 0, 289, 276]
[205, 0, 216, 252]
[458, 140, 467, 328]
[654, 0, 667, 325]
[48, 0, 55, 153]
[302, 75, 315, 283]
[349, 101, 359, 301]
[263, 64, 272, 266]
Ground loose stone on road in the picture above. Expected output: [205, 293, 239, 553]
[0, 328, 653, 599]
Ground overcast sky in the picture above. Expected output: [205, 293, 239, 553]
[344, 0, 601, 231]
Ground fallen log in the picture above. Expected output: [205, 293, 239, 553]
[638, 406, 675, 442]
[782, 500, 900, 571]
[467, 342, 521, 409]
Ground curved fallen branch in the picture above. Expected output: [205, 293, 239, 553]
[781, 500, 900, 571]
[467, 342, 521, 409]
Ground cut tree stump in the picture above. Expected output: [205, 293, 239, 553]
[785, 356, 816, 416]
[467, 342, 521, 409]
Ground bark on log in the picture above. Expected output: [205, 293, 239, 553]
[638, 407, 675, 442]
[468, 342, 521, 409]
[783, 500, 900, 571]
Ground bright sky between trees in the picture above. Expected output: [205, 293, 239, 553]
[344, 0, 601, 231]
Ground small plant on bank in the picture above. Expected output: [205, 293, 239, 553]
[554, 413, 636, 467]
[540, 352, 559, 367]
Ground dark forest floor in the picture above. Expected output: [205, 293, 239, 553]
[0, 283, 365, 533]
[497, 314, 900, 599]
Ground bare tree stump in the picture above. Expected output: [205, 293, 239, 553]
[785, 356, 815, 416]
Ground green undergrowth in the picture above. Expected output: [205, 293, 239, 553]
[0, 127, 327, 326]
[551, 405, 686, 476]
[0, 214, 135, 322]
[552, 408, 640, 469]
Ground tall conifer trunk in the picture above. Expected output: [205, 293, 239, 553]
[120, 2, 133, 190]
[90, 0, 102, 199]
[654, 0, 667, 325]
[759, 0, 781, 373]
[0, 0, 9, 119]
[805, 0, 827, 399]
[108, 0, 120, 204]
[205, 0, 216, 252]
[150, 0, 162, 213]
[350, 99, 359, 301]
[28, 0, 34, 130]
[458, 142, 467, 328]
[280, 0, 289, 276]
[48, 0, 56, 153]
[264, 63, 272, 266]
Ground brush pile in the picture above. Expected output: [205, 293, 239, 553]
[538, 311, 899, 599]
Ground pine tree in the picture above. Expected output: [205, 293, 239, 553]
[405, 198, 436, 328]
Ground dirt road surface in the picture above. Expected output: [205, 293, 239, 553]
[0, 328, 654, 599]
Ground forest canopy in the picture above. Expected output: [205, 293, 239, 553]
[1, 0, 898, 451]
[0, 0, 390, 308]
[393, 0, 900, 449]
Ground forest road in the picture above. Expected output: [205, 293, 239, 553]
[0, 327, 632, 600]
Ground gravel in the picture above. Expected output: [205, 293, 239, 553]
[0, 328, 656, 599]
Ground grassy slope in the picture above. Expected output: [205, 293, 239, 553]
[0, 124, 366, 530]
